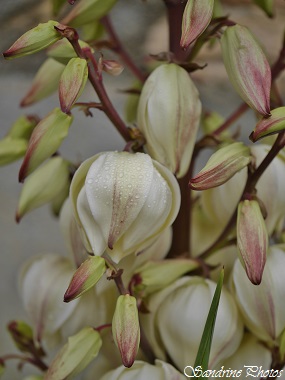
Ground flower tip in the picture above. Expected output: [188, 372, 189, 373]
[15, 211, 21, 223]
[63, 289, 74, 303]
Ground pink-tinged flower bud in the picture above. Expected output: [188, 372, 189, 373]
[3, 21, 63, 59]
[19, 108, 73, 182]
[47, 39, 93, 65]
[44, 327, 102, 380]
[7, 320, 35, 353]
[16, 157, 70, 222]
[99, 360, 186, 380]
[221, 25, 271, 117]
[237, 199, 268, 285]
[100, 59, 124, 76]
[70, 151, 180, 263]
[21, 58, 65, 107]
[232, 246, 285, 343]
[189, 142, 251, 190]
[137, 63, 201, 178]
[112, 294, 140, 368]
[250, 106, 285, 142]
[61, 0, 117, 27]
[64, 256, 106, 302]
[59, 58, 88, 113]
[180, 0, 214, 49]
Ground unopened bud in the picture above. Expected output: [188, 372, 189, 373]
[189, 142, 251, 190]
[21, 59, 65, 107]
[59, 58, 88, 113]
[7, 320, 34, 353]
[64, 256, 106, 302]
[180, 0, 214, 49]
[134, 259, 199, 296]
[0, 138, 27, 166]
[19, 108, 73, 182]
[112, 294, 140, 367]
[137, 63, 201, 178]
[100, 59, 124, 76]
[8, 115, 38, 140]
[16, 157, 70, 222]
[221, 24, 271, 116]
[237, 199, 268, 285]
[44, 327, 102, 380]
[3, 21, 63, 59]
[61, 0, 117, 27]
[253, 0, 274, 17]
[250, 106, 285, 142]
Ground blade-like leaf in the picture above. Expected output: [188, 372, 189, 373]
[193, 269, 224, 377]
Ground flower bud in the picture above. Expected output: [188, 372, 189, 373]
[21, 58, 65, 107]
[137, 63, 201, 178]
[7, 320, 35, 353]
[70, 151, 180, 263]
[47, 39, 93, 64]
[8, 115, 38, 140]
[19, 254, 78, 343]
[44, 327, 102, 380]
[64, 256, 106, 302]
[112, 294, 140, 367]
[232, 245, 285, 343]
[99, 360, 186, 380]
[3, 21, 63, 59]
[19, 108, 73, 182]
[250, 106, 285, 142]
[100, 59, 124, 76]
[141, 276, 243, 371]
[61, 0, 117, 27]
[59, 58, 88, 113]
[133, 259, 199, 296]
[237, 199, 268, 285]
[189, 142, 251, 190]
[221, 24, 271, 116]
[180, 0, 214, 48]
[0, 137, 27, 166]
[16, 157, 70, 222]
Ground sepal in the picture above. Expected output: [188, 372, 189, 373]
[250, 106, 285, 142]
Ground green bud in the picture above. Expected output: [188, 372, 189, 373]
[8, 115, 38, 140]
[16, 157, 70, 222]
[7, 320, 33, 352]
[47, 39, 93, 65]
[64, 256, 106, 302]
[3, 20, 63, 59]
[189, 142, 251, 190]
[50, 178, 70, 217]
[112, 294, 140, 368]
[253, 0, 274, 17]
[124, 81, 142, 124]
[21, 59, 65, 107]
[52, 0, 67, 15]
[61, 0, 117, 28]
[180, 0, 214, 48]
[0, 138, 27, 166]
[44, 327, 102, 380]
[19, 108, 73, 182]
[250, 106, 285, 142]
[221, 24, 271, 116]
[237, 199, 268, 285]
[81, 20, 105, 41]
[201, 111, 224, 135]
[133, 259, 199, 296]
[59, 58, 88, 113]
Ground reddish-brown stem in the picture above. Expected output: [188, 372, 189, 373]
[213, 103, 249, 137]
[163, 0, 189, 61]
[101, 16, 147, 83]
[84, 49, 131, 142]
[0, 354, 48, 372]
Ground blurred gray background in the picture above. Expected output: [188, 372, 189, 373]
[1, 0, 285, 378]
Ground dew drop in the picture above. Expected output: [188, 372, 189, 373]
[87, 178, 93, 184]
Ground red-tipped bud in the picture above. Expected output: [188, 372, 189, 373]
[112, 294, 140, 368]
[250, 106, 285, 142]
[221, 24, 271, 117]
[189, 142, 251, 191]
[180, 0, 214, 49]
[64, 256, 106, 302]
[100, 58, 124, 76]
[237, 199, 268, 285]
